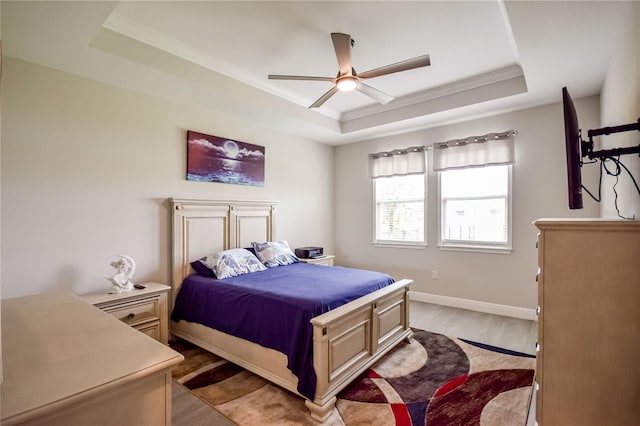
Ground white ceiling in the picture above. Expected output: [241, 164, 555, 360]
[1, 1, 632, 145]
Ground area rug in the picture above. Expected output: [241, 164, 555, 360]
[171, 330, 535, 425]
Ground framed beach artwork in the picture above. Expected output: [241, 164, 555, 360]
[186, 130, 265, 187]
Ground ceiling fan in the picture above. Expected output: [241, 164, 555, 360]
[268, 33, 431, 109]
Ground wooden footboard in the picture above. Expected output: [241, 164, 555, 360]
[308, 279, 412, 420]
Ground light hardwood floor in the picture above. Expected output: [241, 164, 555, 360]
[409, 301, 537, 354]
[172, 301, 538, 426]
[172, 381, 235, 426]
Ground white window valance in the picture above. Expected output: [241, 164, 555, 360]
[369, 147, 427, 178]
[432, 131, 516, 172]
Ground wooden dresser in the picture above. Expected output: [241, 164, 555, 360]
[1, 292, 184, 426]
[534, 219, 640, 425]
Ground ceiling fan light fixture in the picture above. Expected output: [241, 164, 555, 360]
[336, 76, 358, 92]
[268, 32, 430, 108]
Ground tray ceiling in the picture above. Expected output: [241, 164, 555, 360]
[1, 1, 632, 144]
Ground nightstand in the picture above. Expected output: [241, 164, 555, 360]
[299, 255, 335, 266]
[82, 282, 170, 344]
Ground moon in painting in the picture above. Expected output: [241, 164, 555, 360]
[223, 140, 239, 159]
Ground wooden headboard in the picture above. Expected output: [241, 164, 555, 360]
[170, 198, 278, 309]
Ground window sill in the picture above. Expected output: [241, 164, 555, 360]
[373, 242, 428, 250]
[437, 244, 512, 254]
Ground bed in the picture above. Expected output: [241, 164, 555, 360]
[169, 198, 413, 421]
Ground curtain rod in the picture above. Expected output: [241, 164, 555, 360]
[369, 130, 517, 158]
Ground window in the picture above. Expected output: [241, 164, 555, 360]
[439, 165, 511, 251]
[374, 174, 426, 246]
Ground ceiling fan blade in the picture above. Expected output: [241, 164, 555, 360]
[331, 33, 353, 77]
[268, 74, 335, 82]
[358, 54, 431, 80]
[356, 82, 394, 105]
[309, 86, 339, 108]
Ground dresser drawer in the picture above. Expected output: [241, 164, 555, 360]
[103, 297, 160, 327]
[136, 321, 161, 341]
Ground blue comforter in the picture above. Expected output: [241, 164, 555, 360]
[170, 262, 394, 400]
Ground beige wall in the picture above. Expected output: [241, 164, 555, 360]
[600, 1, 639, 219]
[1, 58, 334, 299]
[334, 96, 601, 309]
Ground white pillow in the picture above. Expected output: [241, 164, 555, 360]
[252, 241, 299, 267]
[194, 248, 267, 279]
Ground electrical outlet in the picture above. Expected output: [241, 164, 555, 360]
[432, 270, 438, 279]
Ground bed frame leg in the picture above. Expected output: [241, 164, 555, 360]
[305, 396, 337, 422]
[404, 329, 414, 344]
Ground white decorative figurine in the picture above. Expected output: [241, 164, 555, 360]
[106, 254, 136, 293]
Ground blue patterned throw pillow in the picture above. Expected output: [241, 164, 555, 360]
[192, 248, 267, 279]
[251, 241, 299, 267]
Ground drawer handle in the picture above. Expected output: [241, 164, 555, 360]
[127, 313, 135, 320]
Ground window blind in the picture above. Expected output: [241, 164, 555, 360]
[432, 131, 516, 171]
[369, 147, 427, 178]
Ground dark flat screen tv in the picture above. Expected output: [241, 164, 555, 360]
[562, 87, 583, 209]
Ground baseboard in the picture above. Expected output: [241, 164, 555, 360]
[409, 291, 538, 321]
